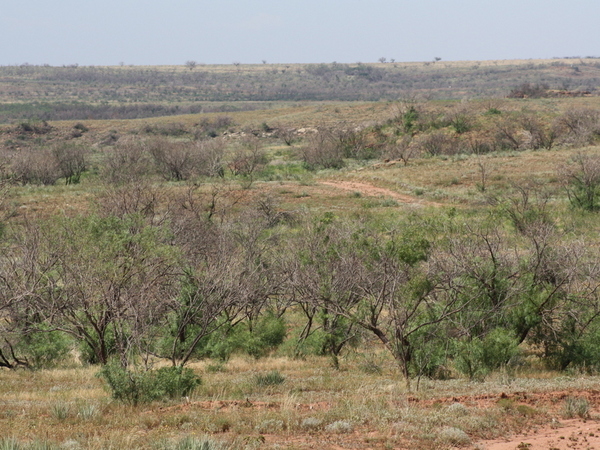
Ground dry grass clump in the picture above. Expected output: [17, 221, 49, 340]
[158, 436, 230, 450]
[75, 402, 100, 421]
[324, 420, 353, 434]
[300, 417, 323, 430]
[255, 419, 285, 433]
[446, 402, 469, 416]
[50, 401, 71, 421]
[438, 426, 471, 446]
[562, 396, 590, 419]
[253, 370, 285, 387]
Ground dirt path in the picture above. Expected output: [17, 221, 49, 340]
[320, 180, 444, 207]
[478, 419, 600, 449]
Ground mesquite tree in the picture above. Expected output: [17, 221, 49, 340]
[22, 214, 179, 366]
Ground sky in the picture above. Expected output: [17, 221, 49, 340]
[1, 0, 598, 66]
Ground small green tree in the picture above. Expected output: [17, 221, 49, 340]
[402, 106, 419, 134]
[560, 153, 600, 211]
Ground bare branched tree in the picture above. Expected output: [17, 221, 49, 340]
[385, 135, 418, 165]
[21, 215, 179, 366]
[285, 219, 362, 367]
[102, 138, 152, 184]
[556, 108, 600, 146]
[51, 143, 88, 184]
[228, 136, 267, 187]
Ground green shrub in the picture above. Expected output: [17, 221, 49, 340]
[16, 328, 71, 369]
[277, 327, 328, 358]
[409, 329, 450, 380]
[79, 332, 117, 365]
[162, 313, 286, 362]
[484, 107, 502, 116]
[451, 116, 471, 134]
[454, 338, 486, 381]
[551, 323, 600, 372]
[402, 106, 419, 133]
[73, 122, 89, 132]
[481, 328, 520, 370]
[240, 312, 287, 358]
[454, 329, 519, 380]
[98, 363, 201, 405]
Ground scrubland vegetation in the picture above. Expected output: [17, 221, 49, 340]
[1, 59, 600, 448]
[2, 58, 600, 121]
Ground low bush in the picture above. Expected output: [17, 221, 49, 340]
[13, 328, 72, 369]
[174, 313, 286, 362]
[416, 130, 459, 156]
[299, 132, 345, 170]
[98, 363, 201, 405]
[50, 401, 71, 421]
[76, 402, 99, 421]
[11, 148, 61, 185]
[51, 143, 88, 184]
[301, 417, 323, 430]
[255, 419, 285, 433]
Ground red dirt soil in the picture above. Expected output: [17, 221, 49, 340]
[142, 390, 600, 449]
[479, 419, 600, 450]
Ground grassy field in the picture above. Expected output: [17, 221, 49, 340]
[2, 353, 600, 449]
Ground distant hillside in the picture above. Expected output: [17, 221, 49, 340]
[0, 58, 599, 122]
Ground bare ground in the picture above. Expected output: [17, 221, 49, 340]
[138, 390, 600, 449]
[478, 419, 600, 450]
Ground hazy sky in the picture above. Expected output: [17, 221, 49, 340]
[1, 0, 598, 66]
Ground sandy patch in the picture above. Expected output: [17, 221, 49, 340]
[478, 419, 600, 449]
